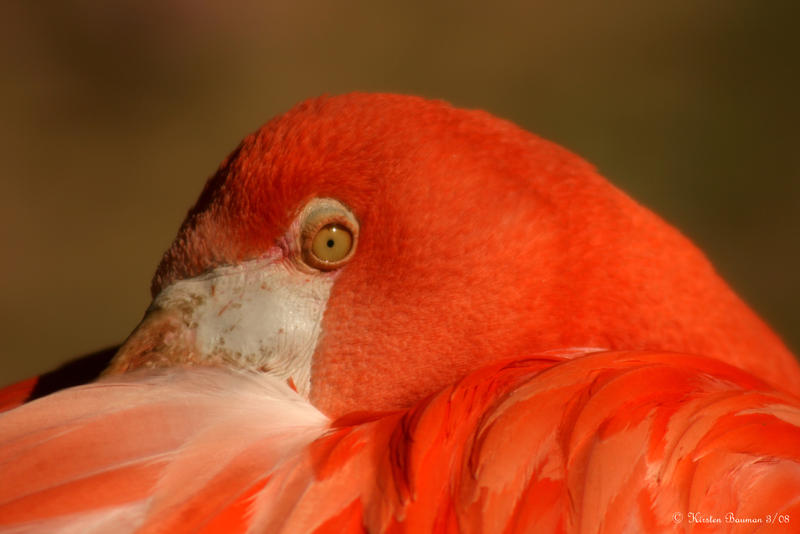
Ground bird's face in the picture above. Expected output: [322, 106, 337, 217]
[109, 94, 574, 415]
[108, 93, 794, 417]
[109, 197, 359, 398]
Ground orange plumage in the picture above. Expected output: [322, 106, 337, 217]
[2, 351, 799, 532]
[1, 94, 798, 532]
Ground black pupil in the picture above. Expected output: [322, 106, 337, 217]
[326, 239, 335, 248]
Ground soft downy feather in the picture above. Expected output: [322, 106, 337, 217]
[0, 368, 329, 533]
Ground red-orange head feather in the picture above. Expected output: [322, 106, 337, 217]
[146, 93, 798, 416]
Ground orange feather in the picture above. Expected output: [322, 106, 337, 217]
[1, 350, 799, 532]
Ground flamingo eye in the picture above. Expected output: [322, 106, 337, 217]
[311, 223, 353, 264]
[299, 199, 359, 271]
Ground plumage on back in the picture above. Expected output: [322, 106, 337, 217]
[2, 350, 799, 533]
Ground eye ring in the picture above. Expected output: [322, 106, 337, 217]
[298, 199, 359, 271]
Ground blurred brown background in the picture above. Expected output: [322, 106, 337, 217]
[1, 2, 798, 386]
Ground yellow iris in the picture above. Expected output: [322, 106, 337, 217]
[311, 223, 353, 264]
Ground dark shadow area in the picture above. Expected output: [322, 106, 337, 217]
[28, 346, 119, 401]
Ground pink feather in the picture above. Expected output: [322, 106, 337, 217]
[2, 350, 799, 533]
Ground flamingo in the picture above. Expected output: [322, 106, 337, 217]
[1, 93, 799, 532]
